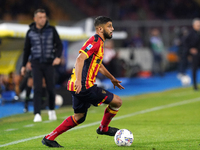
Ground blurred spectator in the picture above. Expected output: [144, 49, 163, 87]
[182, 18, 200, 90]
[4, 72, 15, 91]
[176, 27, 189, 75]
[0, 74, 5, 95]
[132, 31, 144, 48]
[55, 56, 71, 86]
[122, 30, 143, 48]
[72, 0, 200, 20]
[21, 71, 33, 112]
[0, 0, 200, 21]
[103, 40, 121, 77]
[149, 28, 165, 76]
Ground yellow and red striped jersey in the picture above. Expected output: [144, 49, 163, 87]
[67, 34, 104, 91]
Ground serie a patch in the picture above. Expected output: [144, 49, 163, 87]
[86, 44, 93, 50]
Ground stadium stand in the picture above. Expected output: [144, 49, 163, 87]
[1, 0, 200, 21]
[0, 0, 70, 21]
[0, 0, 49, 21]
[71, 0, 200, 20]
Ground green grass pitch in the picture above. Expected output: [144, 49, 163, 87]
[0, 86, 200, 150]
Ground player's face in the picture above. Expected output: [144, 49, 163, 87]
[34, 12, 47, 29]
[103, 21, 114, 39]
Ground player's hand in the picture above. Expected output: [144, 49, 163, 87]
[21, 67, 26, 76]
[52, 57, 61, 66]
[111, 78, 125, 90]
[75, 80, 82, 94]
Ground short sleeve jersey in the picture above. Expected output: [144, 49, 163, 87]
[67, 34, 104, 91]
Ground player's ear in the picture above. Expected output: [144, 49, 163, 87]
[99, 26, 104, 33]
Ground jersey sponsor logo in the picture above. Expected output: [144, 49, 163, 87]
[86, 44, 93, 50]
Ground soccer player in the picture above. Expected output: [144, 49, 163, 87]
[42, 16, 125, 148]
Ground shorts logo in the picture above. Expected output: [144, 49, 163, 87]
[102, 90, 106, 94]
[86, 44, 93, 50]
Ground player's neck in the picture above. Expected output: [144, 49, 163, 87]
[96, 32, 105, 41]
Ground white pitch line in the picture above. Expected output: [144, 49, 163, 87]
[0, 134, 46, 147]
[24, 124, 34, 128]
[4, 129, 17, 132]
[0, 97, 200, 148]
[43, 120, 53, 123]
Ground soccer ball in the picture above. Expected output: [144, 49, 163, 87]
[114, 129, 134, 146]
[180, 75, 191, 86]
[55, 94, 63, 106]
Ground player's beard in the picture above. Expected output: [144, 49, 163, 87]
[103, 31, 112, 39]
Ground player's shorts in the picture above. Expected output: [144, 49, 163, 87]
[69, 84, 114, 113]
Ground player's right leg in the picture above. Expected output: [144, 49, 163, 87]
[42, 112, 86, 147]
[109, 94, 122, 108]
[97, 94, 122, 136]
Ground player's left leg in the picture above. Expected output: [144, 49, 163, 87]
[42, 112, 87, 147]
[42, 92, 90, 148]
[97, 94, 122, 136]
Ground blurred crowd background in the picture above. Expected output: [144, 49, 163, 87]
[1, 0, 200, 21]
[0, 0, 199, 105]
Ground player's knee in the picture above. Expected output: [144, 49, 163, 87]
[77, 115, 86, 124]
[74, 113, 87, 124]
[116, 96, 122, 108]
[110, 95, 122, 108]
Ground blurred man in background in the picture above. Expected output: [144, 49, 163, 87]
[103, 40, 120, 77]
[182, 18, 200, 90]
[149, 28, 165, 76]
[177, 27, 189, 76]
[21, 9, 63, 122]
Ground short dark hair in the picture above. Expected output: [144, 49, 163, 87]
[94, 16, 112, 27]
[34, 9, 46, 16]
[192, 18, 200, 24]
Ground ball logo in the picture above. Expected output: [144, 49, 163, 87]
[115, 130, 123, 144]
[114, 129, 134, 146]
[124, 137, 133, 144]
